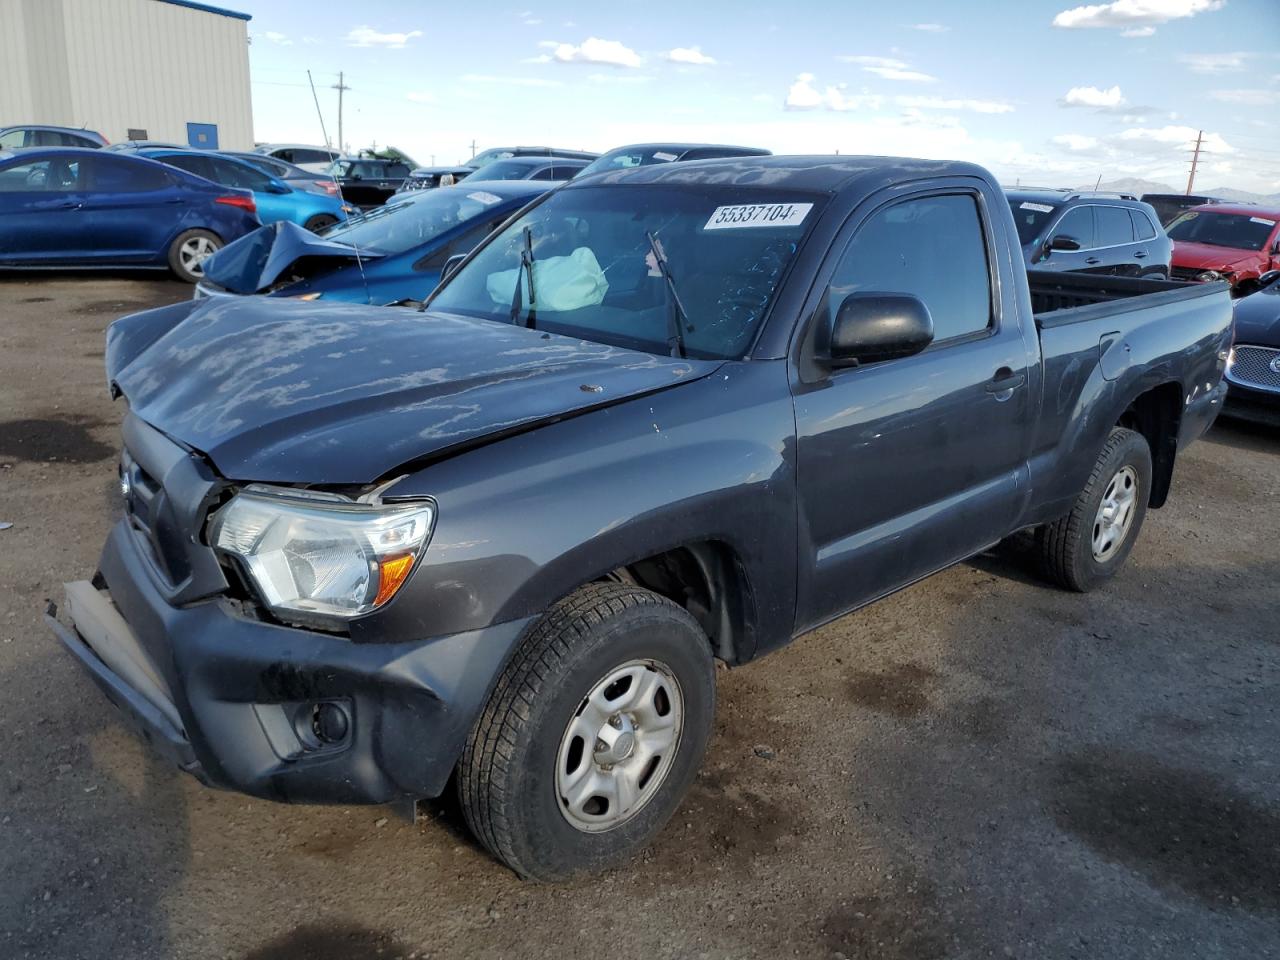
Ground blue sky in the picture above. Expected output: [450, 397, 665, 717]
[240, 0, 1280, 192]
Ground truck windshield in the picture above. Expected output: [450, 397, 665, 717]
[322, 188, 508, 255]
[1166, 211, 1276, 251]
[427, 184, 824, 359]
[1007, 198, 1060, 245]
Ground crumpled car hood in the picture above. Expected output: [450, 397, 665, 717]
[107, 297, 718, 484]
[200, 220, 381, 295]
[1171, 241, 1262, 275]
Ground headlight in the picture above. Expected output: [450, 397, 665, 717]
[1196, 270, 1224, 283]
[210, 485, 435, 624]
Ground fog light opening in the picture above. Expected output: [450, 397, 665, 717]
[310, 701, 350, 745]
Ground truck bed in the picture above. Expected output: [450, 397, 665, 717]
[1028, 270, 1225, 328]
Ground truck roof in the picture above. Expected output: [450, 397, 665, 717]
[576, 155, 991, 193]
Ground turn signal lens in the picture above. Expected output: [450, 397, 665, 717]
[373, 554, 415, 607]
[295, 292, 323, 301]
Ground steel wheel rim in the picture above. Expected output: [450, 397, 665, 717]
[180, 236, 217, 276]
[555, 658, 684, 833]
[1092, 464, 1139, 562]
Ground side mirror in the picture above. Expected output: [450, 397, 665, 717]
[266, 180, 289, 194]
[821, 292, 934, 368]
[1048, 234, 1082, 252]
[441, 253, 467, 282]
[1259, 269, 1280, 289]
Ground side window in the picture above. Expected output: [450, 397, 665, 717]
[85, 156, 170, 192]
[530, 166, 556, 181]
[0, 158, 81, 192]
[1130, 209, 1158, 241]
[388, 163, 411, 178]
[161, 154, 214, 181]
[416, 218, 506, 270]
[0, 130, 26, 149]
[829, 193, 992, 344]
[274, 149, 295, 163]
[32, 130, 62, 147]
[1053, 206, 1095, 249]
[210, 158, 270, 190]
[1096, 206, 1134, 247]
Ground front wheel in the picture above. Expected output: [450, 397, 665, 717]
[1037, 426, 1152, 592]
[167, 229, 222, 283]
[304, 213, 339, 233]
[459, 583, 716, 880]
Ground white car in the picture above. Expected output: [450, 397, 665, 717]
[252, 143, 345, 174]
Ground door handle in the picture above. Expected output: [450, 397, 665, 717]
[37, 200, 82, 210]
[985, 369, 1026, 394]
[1085, 257, 1102, 265]
[1133, 251, 1147, 259]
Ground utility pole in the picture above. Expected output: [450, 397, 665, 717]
[332, 72, 350, 154]
[1185, 129, 1204, 195]
[470, 139, 477, 159]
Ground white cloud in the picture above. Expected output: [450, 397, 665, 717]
[1178, 51, 1253, 74]
[910, 23, 949, 32]
[837, 55, 935, 83]
[1061, 85, 1126, 107]
[405, 91, 436, 104]
[667, 46, 717, 65]
[1052, 0, 1224, 32]
[1122, 26, 1156, 36]
[523, 17, 542, 25]
[1208, 88, 1272, 105]
[897, 96, 1015, 114]
[586, 73, 651, 84]
[1115, 125, 1234, 153]
[261, 31, 292, 46]
[1052, 133, 1100, 151]
[785, 74, 884, 111]
[543, 37, 643, 68]
[459, 73, 563, 88]
[345, 26, 423, 48]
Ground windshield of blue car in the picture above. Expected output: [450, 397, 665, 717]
[1166, 210, 1276, 251]
[427, 184, 823, 360]
[1007, 198, 1060, 245]
[322, 187, 510, 255]
[577, 148, 687, 178]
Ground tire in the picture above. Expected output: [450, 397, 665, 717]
[304, 214, 339, 233]
[459, 582, 716, 881]
[1037, 426, 1152, 592]
[167, 229, 222, 283]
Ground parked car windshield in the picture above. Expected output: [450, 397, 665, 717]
[469, 148, 516, 168]
[1167, 210, 1276, 251]
[428, 184, 824, 360]
[468, 160, 540, 181]
[578, 147, 686, 178]
[321, 187, 509, 255]
[1007, 198, 1060, 245]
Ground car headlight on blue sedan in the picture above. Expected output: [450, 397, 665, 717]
[210, 485, 435, 624]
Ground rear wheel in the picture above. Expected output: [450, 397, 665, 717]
[304, 214, 339, 233]
[459, 582, 716, 880]
[167, 229, 222, 283]
[1037, 426, 1152, 592]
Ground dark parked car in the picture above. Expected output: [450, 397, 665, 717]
[327, 157, 414, 209]
[195, 180, 548, 304]
[463, 156, 589, 182]
[396, 165, 476, 193]
[1168, 204, 1280, 295]
[0, 147, 258, 281]
[1223, 270, 1280, 424]
[1006, 190, 1172, 278]
[576, 142, 771, 178]
[48, 156, 1231, 881]
[1141, 192, 1224, 227]
[0, 124, 108, 149]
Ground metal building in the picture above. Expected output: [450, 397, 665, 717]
[0, 0, 253, 150]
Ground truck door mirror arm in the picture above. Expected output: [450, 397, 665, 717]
[819, 292, 935, 368]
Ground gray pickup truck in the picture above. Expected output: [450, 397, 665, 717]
[47, 156, 1232, 880]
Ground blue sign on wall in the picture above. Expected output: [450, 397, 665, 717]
[186, 122, 219, 150]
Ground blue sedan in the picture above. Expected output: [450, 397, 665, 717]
[196, 180, 548, 304]
[133, 148, 353, 232]
[0, 147, 260, 282]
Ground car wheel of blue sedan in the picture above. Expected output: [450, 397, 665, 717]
[168, 229, 223, 283]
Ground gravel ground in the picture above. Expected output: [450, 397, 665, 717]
[1, 275, 1277, 960]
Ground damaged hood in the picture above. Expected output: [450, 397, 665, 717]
[200, 220, 382, 295]
[107, 298, 717, 484]
[1171, 241, 1262, 277]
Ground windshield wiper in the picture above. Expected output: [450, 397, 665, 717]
[509, 225, 536, 329]
[645, 231, 691, 359]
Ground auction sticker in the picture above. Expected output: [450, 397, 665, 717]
[704, 202, 813, 230]
[1250, 217, 1276, 226]
[1020, 202, 1055, 213]
[467, 191, 502, 205]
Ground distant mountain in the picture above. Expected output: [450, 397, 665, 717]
[1082, 179, 1280, 205]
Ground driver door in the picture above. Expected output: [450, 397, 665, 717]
[0, 155, 91, 263]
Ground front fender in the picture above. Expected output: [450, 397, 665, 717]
[105, 300, 206, 395]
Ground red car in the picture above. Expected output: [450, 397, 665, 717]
[1169, 203, 1280, 296]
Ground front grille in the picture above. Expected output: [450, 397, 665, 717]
[121, 448, 192, 586]
[1227, 345, 1280, 393]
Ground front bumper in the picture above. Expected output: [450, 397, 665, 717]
[1223, 380, 1280, 426]
[46, 519, 532, 804]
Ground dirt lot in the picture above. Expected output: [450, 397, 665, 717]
[1, 274, 1278, 960]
